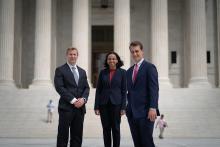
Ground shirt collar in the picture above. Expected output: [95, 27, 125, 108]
[67, 62, 77, 69]
[135, 58, 144, 67]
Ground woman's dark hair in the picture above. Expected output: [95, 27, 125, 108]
[104, 51, 124, 68]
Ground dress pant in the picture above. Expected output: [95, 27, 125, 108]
[99, 101, 121, 147]
[127, 115, 155, 147]
[57, 108, 84, 147]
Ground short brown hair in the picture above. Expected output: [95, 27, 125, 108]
[66, 47, 78, 55]
[129, 41, 143, 50]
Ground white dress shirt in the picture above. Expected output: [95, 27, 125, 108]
[67, 62, 79, 104]
[67, 62, 86, 104]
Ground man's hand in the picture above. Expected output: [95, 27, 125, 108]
[120, 110, 126, 116]
[148, 109, 157, 122]
[95, 109, 100, 115]
[74, 98, 85, 108]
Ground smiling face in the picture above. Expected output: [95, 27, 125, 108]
[107, 53, 118, 69]
[66, 49, 78, 65]
[130, 45, 144, 63]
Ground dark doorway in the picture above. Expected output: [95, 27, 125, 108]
[92, 25, 113, 88]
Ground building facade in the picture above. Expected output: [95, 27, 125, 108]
[0, 0, 220, 88]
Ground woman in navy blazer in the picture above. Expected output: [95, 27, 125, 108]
[94, 51, 127, 147]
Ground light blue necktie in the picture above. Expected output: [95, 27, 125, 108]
[71, 67, 79, 85]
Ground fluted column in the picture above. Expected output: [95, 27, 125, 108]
[72, 0, 91, 83]
[151, 0, 172, 88]
[217, 0, 220, 87]
[114, 0, 130, 69]
[188, 0, 210, 88]
[31, 0, 52, 87]
[0, 0, 15, 87]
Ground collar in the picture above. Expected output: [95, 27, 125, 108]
[67, 62, 77, 69]
[135, 58, 144, 67]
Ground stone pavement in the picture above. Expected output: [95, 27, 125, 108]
[0, 138, 220, 147]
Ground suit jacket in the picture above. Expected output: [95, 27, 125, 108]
[94, 68, 127, 110]
[126, 60, 160, 119]
[54, 63, 90, 113]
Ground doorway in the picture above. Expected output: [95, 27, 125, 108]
[92, 25, 113, 88]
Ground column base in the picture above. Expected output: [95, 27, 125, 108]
[188, 77, 211, 88]
[29, 80, 54, 90]
[159, 77, 173, 89]
[0, 80, 17, 89]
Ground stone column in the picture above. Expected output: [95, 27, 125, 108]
[151, 0, 172, 88]
[31, 0, 52, 87]
[188, 0, 210, 88]
[217, 0, 220, 87]
[0, 0, 15, 87]
[183, 0, 191, 87]
[72, 0, 91, 83]
[114, 0, 130, 69]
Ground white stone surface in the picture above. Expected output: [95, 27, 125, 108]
[0, 88, 220, 138]
[130, 0, 151, 60]
[151, 0, 172, 88]
[1, 0, 220, 88]
[31, 0, 52, 87]
[114, 0, 130, 69]
[91, 7, 113, 25]
[188, 0, 211, 88]
[217, 0, 220, 87]
[72, 0, 91, 82]
[206, 0, 218, 87]
[1, 138, 220, 147]
[0, 0, 15, 86]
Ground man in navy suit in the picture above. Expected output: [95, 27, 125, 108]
[54, 47, 90, 147]
[126, 41, 159, 147]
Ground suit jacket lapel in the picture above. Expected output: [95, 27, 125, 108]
[106, 69, 111, 87]
[130, 65, 135, 86]
[77, 66, 83, 86]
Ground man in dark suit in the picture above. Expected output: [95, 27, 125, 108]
[126, 41, 160, 147]
[54, 47, 90, 147]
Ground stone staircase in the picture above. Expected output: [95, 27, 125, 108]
[0, 88, 220, 138]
